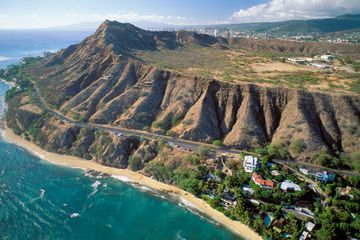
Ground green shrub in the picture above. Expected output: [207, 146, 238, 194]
[290, 139, 306, 154]
[128, 155, 142, 171]
[196, 146, 210, 158]
[212, 140, 223, 147]
[166, 130, 176, 137]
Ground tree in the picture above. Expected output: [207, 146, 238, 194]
[214, 169, 222, 177]
[251, 215, 263, 232]
[290, 139, 305, 154]
[128, 155, 142, 171]
[316, 208, 337, 240]
[197, 146, 210, 158]
[174, 167, 205, 195]
[212, 140, 223, 147]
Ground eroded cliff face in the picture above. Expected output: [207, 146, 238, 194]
[25, 20, 360, 161]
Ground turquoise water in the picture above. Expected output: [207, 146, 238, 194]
[0, 82, 240, 239]
[0, 30, 91, 68]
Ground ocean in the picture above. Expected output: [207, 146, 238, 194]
[0, 30, 92, 68]
[0, 32, 240, 239]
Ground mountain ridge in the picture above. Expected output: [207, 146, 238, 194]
[15, 20, 360, 165]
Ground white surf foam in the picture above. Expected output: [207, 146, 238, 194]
[111, 175, 131, 182]
[0, 56, 10, 62]
[70, 213, 80, 218]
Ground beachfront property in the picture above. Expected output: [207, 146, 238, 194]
[252, 173, 275, 188]
[272, 217, 286, 233]
[243, 155, 258, 173]
[220, 188, 237, 209]
[280, 180, 302, 192]
[316, 171, 335, 183]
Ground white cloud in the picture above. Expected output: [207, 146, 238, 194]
[66, 10, 188, 25]
[232, 0, 360, 23]
[22, 14, 39, 19]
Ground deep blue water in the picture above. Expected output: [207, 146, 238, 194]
[0, 83, 239, 239]
[0, 30, 92, 68]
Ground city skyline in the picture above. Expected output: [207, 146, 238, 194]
[0, 0, 360, 29]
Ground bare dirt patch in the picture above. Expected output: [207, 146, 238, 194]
[19, 104, 42, 114]
[251, 62, 317, 74]
[20, 96, 31, 105]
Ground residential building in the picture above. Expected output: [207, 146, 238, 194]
[305, 222, 315, 232]
[242, 185, 255, 195]
[299, 230, 311, 240]
[252, 173, 275, 188]
[280, 180, 302, 192]
[320, 54, 335, 62]
[310, 62, 330, 69]
[271, 170, 280, 176]
[272, 218, 286, 233]
[243, 155, 258, 173]
[287, 57, 307, 64]
[339, 186, 353, 197]
[316, 171, 335, 183]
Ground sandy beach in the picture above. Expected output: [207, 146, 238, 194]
[3, 126, 262, 240]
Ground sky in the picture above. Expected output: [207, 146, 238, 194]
[0, 0, 360, 29]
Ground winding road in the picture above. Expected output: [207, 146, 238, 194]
[31, 80, 359, 178]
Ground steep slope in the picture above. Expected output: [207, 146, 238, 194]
[25, 20, 360, 162]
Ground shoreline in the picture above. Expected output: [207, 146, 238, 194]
[0, 79, 16, 88]
[2, 125, 262, 240]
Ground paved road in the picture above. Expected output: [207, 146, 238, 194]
[31, 81, 244, 156]
[274, 159, 359, 177]
[31, 80, 360, 177]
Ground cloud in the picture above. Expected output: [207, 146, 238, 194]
[232, 0, 360, 23]
[66, 10, 188, 25]
[22, 14, 39, 19]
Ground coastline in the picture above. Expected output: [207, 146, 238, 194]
[0, 79, 16, 88]
[2, 125, 262, 240]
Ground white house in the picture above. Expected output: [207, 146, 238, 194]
[320, 55, 335, 62]
[280, 180, 302, 192]
[242, 185, 255, 195]
[305, 222, 315, 232]
[243, 155, 258, 173]
[287, 57, 307, 64]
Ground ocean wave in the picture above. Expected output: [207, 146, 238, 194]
[91, 180, 101, 189]
[130, 183, 154, 193]
[88, 180, 101, 198]
[70, 213, 80, 218]
[178, 197, 197, 210]
[0, 56, 10, 62]
[111, 175, 131, 182]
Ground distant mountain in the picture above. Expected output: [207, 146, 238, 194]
[193, 14, 360, 36]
